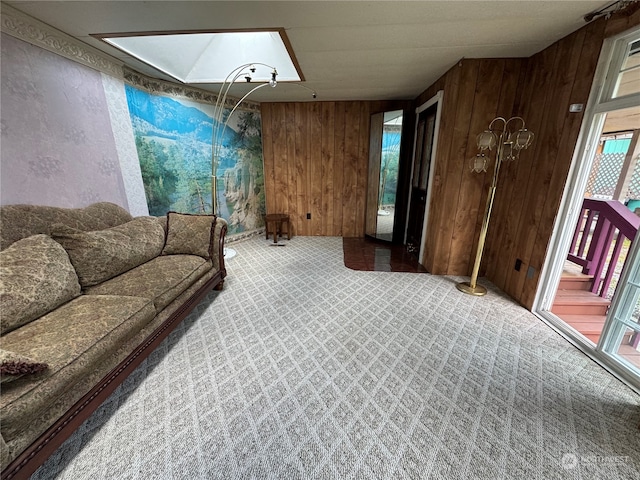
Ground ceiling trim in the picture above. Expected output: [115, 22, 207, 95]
[0, 2, 124, 78]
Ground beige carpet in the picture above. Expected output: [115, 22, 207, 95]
[33, 236, 640, 479]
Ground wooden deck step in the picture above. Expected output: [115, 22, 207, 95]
[558, 272, 594, 291]
[554, 313, 605, 344]
[555, 312, 636, 347]
[557, 314, 606, 335]
[551, 290, 610, 315]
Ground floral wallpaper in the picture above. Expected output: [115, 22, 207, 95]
[0, 33, 129, 210]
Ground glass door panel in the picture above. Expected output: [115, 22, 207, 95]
[612, 39, 640, 98]
[601, 236, 640, 377]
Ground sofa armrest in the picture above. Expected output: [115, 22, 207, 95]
[211, 217, 228, 275]
[154, 214, 226, 275]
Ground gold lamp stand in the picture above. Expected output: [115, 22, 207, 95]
[456, 116, 534, 296]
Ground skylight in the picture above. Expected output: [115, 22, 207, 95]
[98, 30, 302, 84]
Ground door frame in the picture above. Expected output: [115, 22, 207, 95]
[405, 90, 443, 264]
[533, 25, 640, 392]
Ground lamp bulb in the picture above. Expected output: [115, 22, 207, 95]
[476, 130, 496, 150]
[470, 153, 488, 173]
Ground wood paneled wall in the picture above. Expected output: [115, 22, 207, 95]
[261, 101, 408, 237]
[485, 6, 639, 309]
[413, 4, 638, 308]
[413, 58, 527, 275]
[261, 4, 638, 310]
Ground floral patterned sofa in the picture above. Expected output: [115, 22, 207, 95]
[0, 202, 226, 479]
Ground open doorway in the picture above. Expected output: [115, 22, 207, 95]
[406, 92, 442, 264]
[551, 110, 639, 351]
[535, 27, 640, 390]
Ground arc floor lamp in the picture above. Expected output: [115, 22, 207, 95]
[456, 116, 535, 296]
[210, 63, 316, 216]
[211, 63, 277, 217]
[210, 64, 316, 258]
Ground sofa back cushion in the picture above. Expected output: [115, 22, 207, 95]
[0, 202, 133, 251]
[51, 217, 165, 287]
[161, 212, 216, 260]
[0, 234, 81, 334]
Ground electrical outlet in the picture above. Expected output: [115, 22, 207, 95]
[527, 266, 536, 279]
[306, 213, 311, 219]
[514, 259, 522, 271]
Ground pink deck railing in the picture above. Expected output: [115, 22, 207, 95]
[568, 198, 640, 298]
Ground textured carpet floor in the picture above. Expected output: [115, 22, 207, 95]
[33, 236, 640, 479]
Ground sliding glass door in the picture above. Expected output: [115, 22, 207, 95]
[535, 26, 640, 391]
[600, 237, 640, 379]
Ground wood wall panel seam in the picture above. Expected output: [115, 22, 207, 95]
[333, 103, 346, 236]
[285, 103, 298, 234]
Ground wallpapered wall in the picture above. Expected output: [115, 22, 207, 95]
[0, 33, 130, 209]
[0, 32, 263, 231]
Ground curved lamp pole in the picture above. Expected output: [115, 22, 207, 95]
[210, 64, 317, 216]
[456, 116, 534, 296]
[211, 63, 277, 216]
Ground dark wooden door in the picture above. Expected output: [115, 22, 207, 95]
[406, 105, 436, 255]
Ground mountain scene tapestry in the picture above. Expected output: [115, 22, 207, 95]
[125, 84, 266, 235]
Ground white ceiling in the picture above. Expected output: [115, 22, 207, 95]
[4, 0, 610, 102]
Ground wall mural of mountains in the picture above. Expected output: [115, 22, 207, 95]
[125, 85, 266, 235]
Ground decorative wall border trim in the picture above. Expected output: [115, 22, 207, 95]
[123, 68, 260, 111]
[0, 3, 258, 110]
[0, 3, 124, 78]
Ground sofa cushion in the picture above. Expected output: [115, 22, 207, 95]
[0, 349, 48, 384]
[0, 295, 155, 440]
[51, 216, 165, 287]
[162, 212, 216, 260]
[85, 254, 211, 313]
[0, 234, 81, 334]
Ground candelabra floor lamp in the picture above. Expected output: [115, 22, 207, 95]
[456, 116, 534, 296]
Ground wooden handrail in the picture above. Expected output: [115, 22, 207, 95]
[568, 198, 640, 298]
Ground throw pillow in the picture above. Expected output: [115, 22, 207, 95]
[51, 216, 165, 287]
[161, 212, 216, 260]
[0, 234, 81, 334]
[0, 348, 48, 384]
